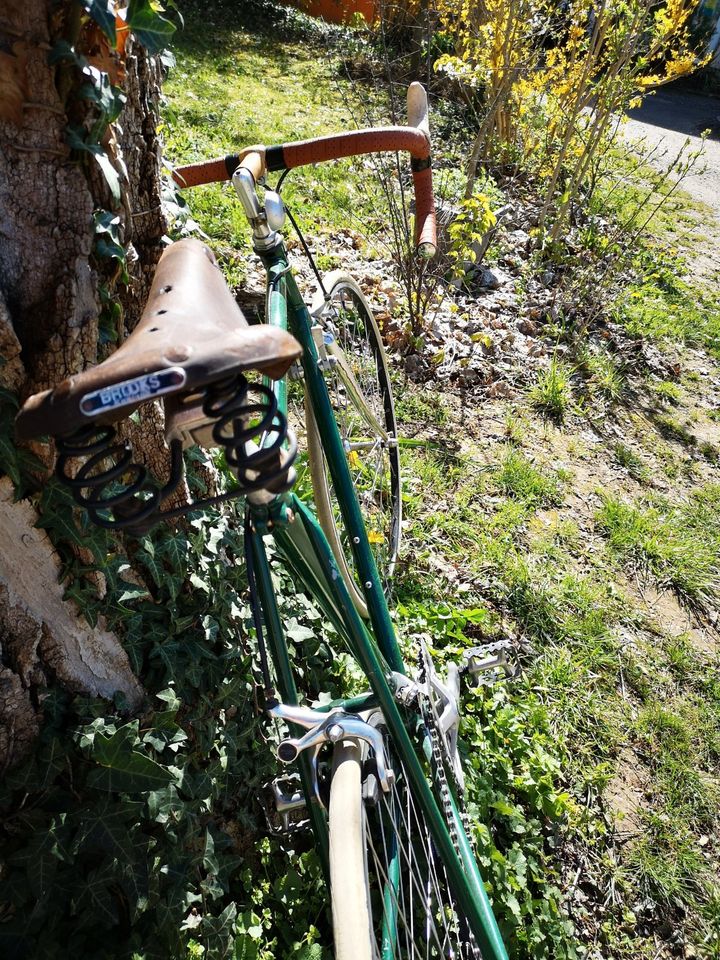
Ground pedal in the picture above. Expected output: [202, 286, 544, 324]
[260, 774, 310, 834]
[463, 640, 517, 686]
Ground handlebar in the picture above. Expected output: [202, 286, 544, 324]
[172, 83, 437, 259]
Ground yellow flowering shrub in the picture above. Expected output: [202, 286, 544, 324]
[425, 0, 708, 239]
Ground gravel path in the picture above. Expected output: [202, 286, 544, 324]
[624, 88, 720, 279]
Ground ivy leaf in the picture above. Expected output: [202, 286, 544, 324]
[286, 618, 315, 642]
[65, 127, 121, 204]
[37, 502, 86, 548]
[126, 0, 176, 54]
[94, 152, 122, 204]
[137, 546, 165, 588]
[87, 724, 176, 793]
[73, 798, 141, 862]
[189, 572, 209, 593]
[14, 826, 63, 898]
[0, 429, 21, 487]
[118, 581, 151, 603]
[158, 533, 188, 575]
[203, 829, 219, 875]
[48, 39, 86, 67]
[79, 0, 117, 44]
[199, 902, 236, 955]
[72, 861, 120, 926]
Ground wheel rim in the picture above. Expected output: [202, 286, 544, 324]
[320, 281, 401, 600]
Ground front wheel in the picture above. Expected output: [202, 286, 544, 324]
[307, 272, 401, 619]
[329, 725, 481, 960]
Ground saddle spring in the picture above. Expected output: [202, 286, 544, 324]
[55, 374, 297, 533]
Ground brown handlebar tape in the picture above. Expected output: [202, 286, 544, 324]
[171, 126, 436, 253]
[172, 155, 239, 188]
[276, 126, 430, 170]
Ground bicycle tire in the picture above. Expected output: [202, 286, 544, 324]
[329, 719, 480, 960]
[307, 272, 401, 618]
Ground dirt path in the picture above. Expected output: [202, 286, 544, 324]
[624, 88, 720, 280]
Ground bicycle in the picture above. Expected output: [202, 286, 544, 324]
[16, 83, 510, 960]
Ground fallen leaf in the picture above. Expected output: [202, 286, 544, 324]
[0, 42, 29, 127]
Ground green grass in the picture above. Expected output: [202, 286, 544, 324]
[529, 358, 573, 421]
[397, 387, 720, 954]
[496, 449, 565, 507]
[653, 412, 696, 448]
[615, 267, 720, 358]
[649, 379, 682, 406]
[393, 382, 450, 429]
[162, 5, 390, 285]
[596, 488, 720, 609]
[612, 441, 651, 484]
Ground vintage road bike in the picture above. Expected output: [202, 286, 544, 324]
[17, 84, 511, 960]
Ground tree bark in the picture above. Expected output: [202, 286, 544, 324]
[0, 0, 168, 770]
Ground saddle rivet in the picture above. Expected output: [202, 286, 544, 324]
[165, 347, 189, 363]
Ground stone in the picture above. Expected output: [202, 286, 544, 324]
[478, 267, 509, 290]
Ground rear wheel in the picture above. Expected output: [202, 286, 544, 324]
[329, 721, 480, 960]
[307, 272, 401, 618]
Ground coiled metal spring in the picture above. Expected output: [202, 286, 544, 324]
[203, 374, 297, 496]
[55, 374, 297, 533]
[55, 425, 184, 531]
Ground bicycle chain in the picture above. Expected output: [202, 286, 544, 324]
[416, 649, 482, 960]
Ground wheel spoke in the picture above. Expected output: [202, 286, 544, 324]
[307, 275, 401, 615]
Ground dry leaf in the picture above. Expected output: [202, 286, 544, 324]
[0, 41, 29, 126]
[80, 19, 126, 84]
[116, 13, 130, 58]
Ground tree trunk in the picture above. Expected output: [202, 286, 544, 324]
[0, 0, 168, 771]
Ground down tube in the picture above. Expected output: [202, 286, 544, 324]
[274, 495, 509, 960]
[298, 279, 403, 671]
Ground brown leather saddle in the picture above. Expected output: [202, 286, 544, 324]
[16, 238, 301, 441]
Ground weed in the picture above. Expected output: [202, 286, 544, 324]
[699, 440, 719, 463]
[584, 349, 625, 401]
[612, 442, 650, 484]
[529, 357, 573, 421]
[503, 410, 525, 445]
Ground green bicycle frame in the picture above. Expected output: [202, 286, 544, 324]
[246, 238, 509, 960]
